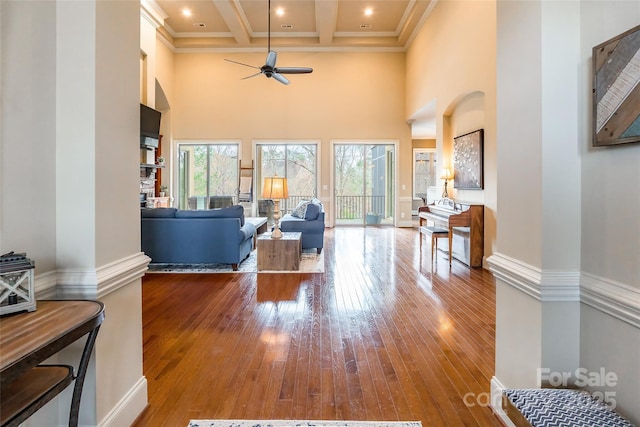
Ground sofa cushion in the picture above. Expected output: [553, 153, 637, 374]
[175, 205, 245, 225]
[141, 207, 177, 218]
[280, 213, 325, 233]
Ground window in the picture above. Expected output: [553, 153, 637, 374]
[177, 143, 239, 210]
[256, 143, 318, 218]
[413, 148, 437, 203]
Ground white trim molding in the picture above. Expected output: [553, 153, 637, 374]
[487, 253, 580, 301]
[57, 252, 151, 299]
[487, 253, 542, 300]
[581, 272, 640, 329]
[541, 270, 581, 302]
[35, 270, 59, 300]
[98, 376, 148, 427]
[490, 377, 516, 427]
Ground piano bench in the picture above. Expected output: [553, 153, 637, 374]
[419, 226, 451, 266]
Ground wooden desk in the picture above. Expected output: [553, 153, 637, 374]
[257, 232, 302, 271]
[0, 300, 105, 427]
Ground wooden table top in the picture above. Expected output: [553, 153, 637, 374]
[257, 231, 301, 241]
[0, 300, 105, 383]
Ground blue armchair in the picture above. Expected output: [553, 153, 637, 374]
[279, 200, 325, 254]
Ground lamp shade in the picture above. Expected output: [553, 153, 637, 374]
[440, 168, 453, 180]
[262, 176, 289, 199]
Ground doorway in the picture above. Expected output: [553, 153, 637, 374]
[333, 143, 395, 226]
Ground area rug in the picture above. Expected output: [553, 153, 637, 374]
[147, 249, 324, 274]
[188, 421, 421, 427]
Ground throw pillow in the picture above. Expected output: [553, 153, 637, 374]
[304, 202, 321, 220]
[291, 200, 310, 218]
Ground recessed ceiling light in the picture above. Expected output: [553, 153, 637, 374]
[182, 8, 192, 17]
[276, 7, 285, 16]
[364, 8, 373, 16]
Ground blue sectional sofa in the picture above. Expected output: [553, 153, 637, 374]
[141, 205, 256, 270]
[279, 199, 325, 254]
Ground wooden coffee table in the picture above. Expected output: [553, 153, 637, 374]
[257, 232, 302, 271]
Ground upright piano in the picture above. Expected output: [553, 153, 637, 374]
[418, 199, 484, 267]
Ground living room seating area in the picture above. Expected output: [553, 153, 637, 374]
[141, 205, 256, 270]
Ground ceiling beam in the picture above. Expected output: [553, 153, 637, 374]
[213, 0, 251, 46]
[315, 0, 338, 45]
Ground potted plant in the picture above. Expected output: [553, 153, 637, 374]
[366, 212, 382, 225]
[156, 156, 165, 166]
[159, 185, 168, 197]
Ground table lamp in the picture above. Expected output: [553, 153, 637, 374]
[262, 176, 289, 239]
[440, 168, 453, 199]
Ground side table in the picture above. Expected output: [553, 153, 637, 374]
[257, 232, 302, 271]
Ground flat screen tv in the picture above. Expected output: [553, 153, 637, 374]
[140, 103, 161, 147]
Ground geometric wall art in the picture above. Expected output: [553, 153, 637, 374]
[593, 24, 640, 147]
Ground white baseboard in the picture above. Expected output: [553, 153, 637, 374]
[491, 377, 515, 427]
[98, 376, 148, 427]
[35, 270, 59, 299]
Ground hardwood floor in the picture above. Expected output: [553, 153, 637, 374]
[133, 226, 502, 426]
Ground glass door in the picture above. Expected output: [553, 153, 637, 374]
[256, 143, 318, 223]
[333, 143, 395, 226]
[177, 143, 239, 210]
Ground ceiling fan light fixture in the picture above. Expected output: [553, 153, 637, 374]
[223, 0, 312, 85]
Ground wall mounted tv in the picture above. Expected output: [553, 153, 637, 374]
[140, 103, 161, 148]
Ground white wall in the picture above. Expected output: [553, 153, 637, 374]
[0, 0, 58, 272]
[578, 1, 640, 422]
[1, 1, 148, 425]
[491, 0, 640, 423]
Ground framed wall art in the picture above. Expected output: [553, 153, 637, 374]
[593, 24, 640, 147]
[453, 129, 484, 190]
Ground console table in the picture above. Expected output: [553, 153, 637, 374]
[0, 300, 105, 427]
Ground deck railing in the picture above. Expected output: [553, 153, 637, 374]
[335, 195, 385, 219]
[183, 194, 387, 222]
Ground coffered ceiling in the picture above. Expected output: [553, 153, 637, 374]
[142, 0, 436, 51]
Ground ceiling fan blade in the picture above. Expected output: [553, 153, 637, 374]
[266, 51, 277, 69]
[224, 58, 260, 70]
[271, 72, 290, 85]
[242, 72, 263, 80]
[275, 67, 313, 74]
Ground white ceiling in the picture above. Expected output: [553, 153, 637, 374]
[143, 0, 437, 51]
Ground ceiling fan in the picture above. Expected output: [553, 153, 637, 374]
[225, 0, 313, 85]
